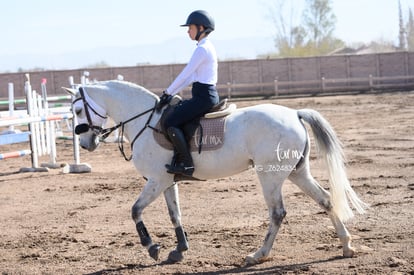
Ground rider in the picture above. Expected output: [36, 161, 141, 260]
[156, 10, 219, 177]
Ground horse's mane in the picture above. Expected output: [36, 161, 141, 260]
[87, 80, 159, 101]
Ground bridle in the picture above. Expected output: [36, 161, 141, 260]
[73, 87, 159, 161]
[73, 87, 108, 136]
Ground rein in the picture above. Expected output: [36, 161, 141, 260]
[107, 102, 159, 161]
[75, 87, 161, 161]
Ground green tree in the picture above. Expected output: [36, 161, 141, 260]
[269, 0, 344, 57]
[302, 0, 336, 48]
[270, 0, 299, 55]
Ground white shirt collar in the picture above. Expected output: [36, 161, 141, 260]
[197, 37, 208, 46]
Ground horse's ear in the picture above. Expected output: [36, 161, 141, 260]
[62, 87, 77, 96]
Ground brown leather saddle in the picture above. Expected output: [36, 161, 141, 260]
[153, 98, 235, 153]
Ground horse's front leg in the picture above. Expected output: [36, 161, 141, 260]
[131, 178, 168, 261]
[164, 183, 189, 262]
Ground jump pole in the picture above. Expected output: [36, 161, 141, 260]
[0, 149, 32, 160]
[62, 76, 91, 173]
[0, 113, 73, 166]
[0, 113, 73, 127]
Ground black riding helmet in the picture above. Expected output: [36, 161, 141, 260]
[181, 10, 215, 40]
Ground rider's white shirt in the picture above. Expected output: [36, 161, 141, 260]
[166, 37, 217, 96]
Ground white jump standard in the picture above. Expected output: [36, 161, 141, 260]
[0, 76, 91, 174]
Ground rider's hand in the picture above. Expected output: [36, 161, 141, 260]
[156, 91, 172, 112]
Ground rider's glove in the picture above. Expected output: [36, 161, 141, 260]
[156, 91, 172, 113]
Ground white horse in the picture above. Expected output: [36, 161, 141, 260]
[63, 80, 367, 264]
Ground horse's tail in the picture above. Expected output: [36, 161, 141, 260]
[298, 109, 368, 222]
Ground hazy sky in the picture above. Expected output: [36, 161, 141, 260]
[0, 0, 412, 56]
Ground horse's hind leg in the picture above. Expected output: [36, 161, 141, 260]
[246, 171, 288, 264]
[164, 184, 189, 262]
[288, 163, 355, 257]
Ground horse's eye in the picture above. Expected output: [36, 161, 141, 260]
[74, 106, 82, 116]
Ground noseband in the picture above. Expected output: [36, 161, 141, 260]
[73, 87, 159, 161]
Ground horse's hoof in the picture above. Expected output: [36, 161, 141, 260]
[245, 254, 260, 265]
[149, 244, 161, 261]
[343, 247, 355, 258]
[245, 253, 269, 265]
[168, 249, 184, 262]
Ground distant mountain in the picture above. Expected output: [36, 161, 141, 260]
[0, 36, 275, 72]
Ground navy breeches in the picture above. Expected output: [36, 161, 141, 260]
[163, 82, 219, 129]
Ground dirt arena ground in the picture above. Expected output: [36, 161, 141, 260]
[0, 91, 413, 275]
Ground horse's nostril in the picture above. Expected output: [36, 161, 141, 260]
[75, 124, 89, 135]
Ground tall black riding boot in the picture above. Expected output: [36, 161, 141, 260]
[165, 127, 194, 176]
